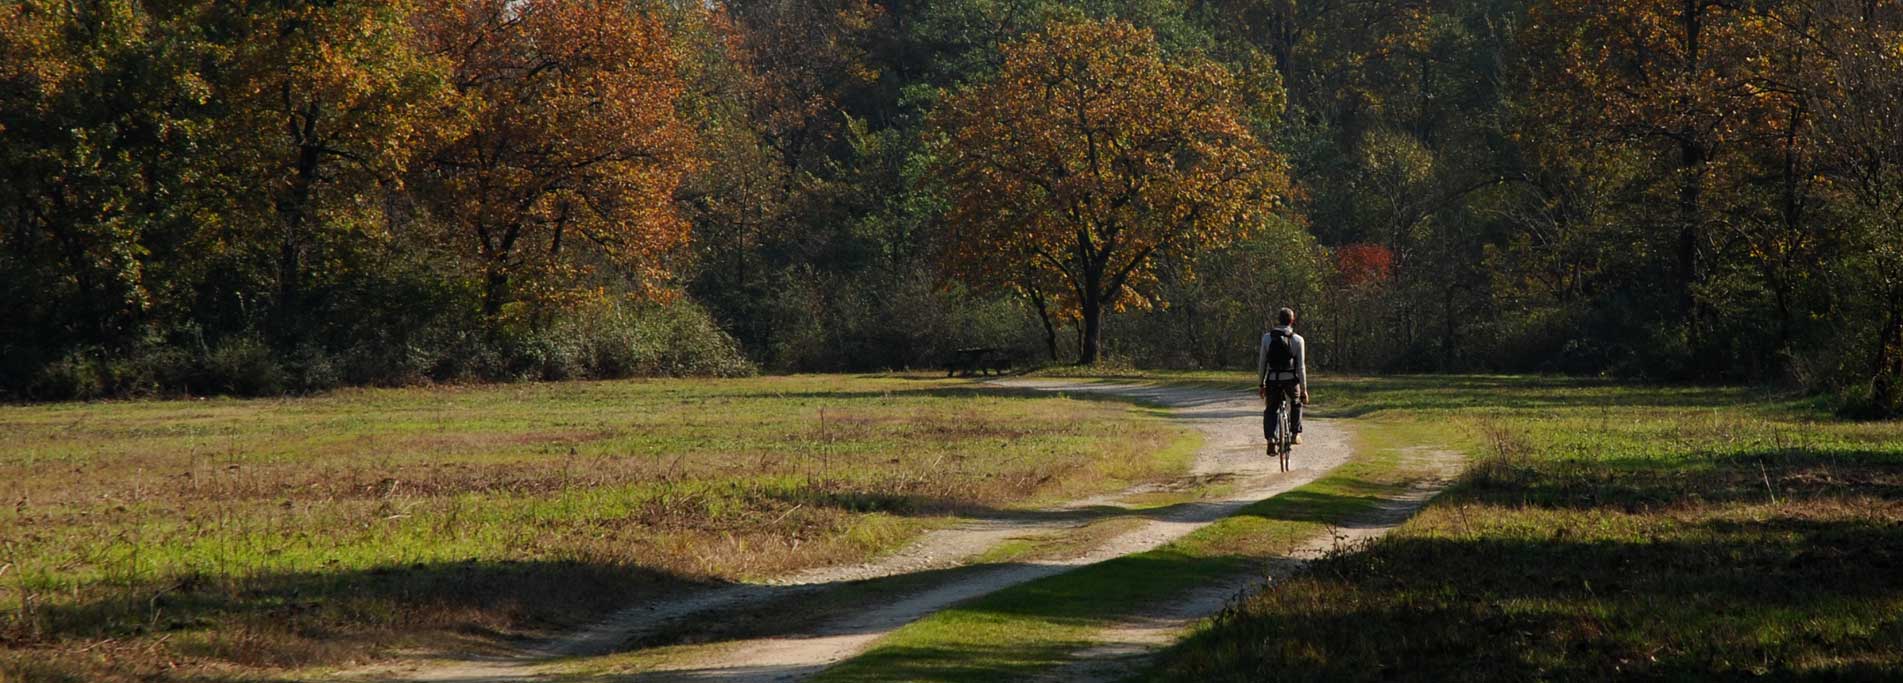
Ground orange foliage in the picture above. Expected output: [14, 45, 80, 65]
[417, 0, 697, 314]
[931, 18, 1288, 361]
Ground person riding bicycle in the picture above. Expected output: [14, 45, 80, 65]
[1257, 307, 1308, 449]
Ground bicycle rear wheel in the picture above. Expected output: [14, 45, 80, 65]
[1276, 400, 1291, 472]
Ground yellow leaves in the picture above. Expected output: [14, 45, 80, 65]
[420, 0, 696, 308]
[931, 17, 1289, 310]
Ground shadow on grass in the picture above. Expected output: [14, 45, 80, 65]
[1149, 434, 1903, 682]
[11, 554, 1181, 681]
[1449, 446, 1903, 512]
[5, 559, 709, 670]
[759, 473, 1408, 532]
[1153, 511, 1903, 682]
[1307, 375, 1788, 419]
[814, 641, 1097, 683]
[761, 378, 1258, 412]
[156, 553, 1250, 682]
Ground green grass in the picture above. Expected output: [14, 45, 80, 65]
[1153, 374, 1903, 681]
[0, 374, 1194, 682]
[807, 411, 1457, 682]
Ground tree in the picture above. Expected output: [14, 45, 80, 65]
[1805, 0, 1903, 411]
[1523, 0, 1784, 361]
[930, 17, 1288, 364]
[0, 1, 214, 354]
[715, 0, 886, 176]
[415, 0, 696, 319]
[209, 0, 455, 340]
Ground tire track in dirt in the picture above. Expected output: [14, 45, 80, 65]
[1028, 445, 1467, 683]
[342, 380, 1351, 683]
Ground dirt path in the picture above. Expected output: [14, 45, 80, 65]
[343, 381, 1356, 683]
[1028, 444, 1467, 682]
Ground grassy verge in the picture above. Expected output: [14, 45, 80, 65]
[0, 374, 1194, 682]
[1153, 374, 1903, 681]
[806, 409, 1457, 683]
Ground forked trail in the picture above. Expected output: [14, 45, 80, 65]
[342, 380, 1457, 683]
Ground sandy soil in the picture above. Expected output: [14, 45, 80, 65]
[340, 380, 1385, 683]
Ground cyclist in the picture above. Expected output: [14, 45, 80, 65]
[1256, 307, 1308, 449]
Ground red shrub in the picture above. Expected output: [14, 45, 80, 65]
[1335, 243, 1394, 288]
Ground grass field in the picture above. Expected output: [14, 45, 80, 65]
[1153, 375, 1903, 681]
[0, 375, 1194, 682]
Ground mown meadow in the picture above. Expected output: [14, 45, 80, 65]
[1154, 375, 1903, 680]
[0, 375, 1193, 682]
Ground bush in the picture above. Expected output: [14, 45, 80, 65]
[110, 346, 198, 397]
[2, 294, 752, 401]
[24, 346, 198, 400]
[289, 345, 344, 393]
[201, 337, 289, 396]
[30, 350, 108, 401]
[561, 298, 754, 378]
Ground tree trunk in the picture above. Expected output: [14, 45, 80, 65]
[1079, 297, 1104, 365]
[277, 140, 321, 336]
[277, 101, 323, 342]
[1678, 1, 1706, 358]
[1678, 139, 1705, 356]
[1874, 292, 1903, 413]
[1442, 283, 1457, 370]
[1029, 286, 1059, 362]
[483, 265, 508, 319]
[1075, 232, 1109, 365]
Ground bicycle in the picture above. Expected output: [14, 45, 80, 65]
[1269, 393, 1293, 472]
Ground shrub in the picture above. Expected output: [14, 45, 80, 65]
[109, 346, 197, 397]
[3, 295, 752, 401]
[30, 350, 108, 401]
[201, 338, 288, 396]
[561, 298, 754, 378]
[289, 345, 344, 393]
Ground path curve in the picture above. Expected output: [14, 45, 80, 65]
[344, 380, 1350, 683]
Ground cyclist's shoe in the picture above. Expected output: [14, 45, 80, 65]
[1292, 433, 1304, 446]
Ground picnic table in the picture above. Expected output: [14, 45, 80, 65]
[945, 347, 1014, 377]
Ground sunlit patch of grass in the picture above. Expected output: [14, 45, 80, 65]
[1153, 375, 1903, 682]
[0, 374, 1193, 681]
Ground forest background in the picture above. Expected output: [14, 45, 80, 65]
[4, 0, 1901, 415]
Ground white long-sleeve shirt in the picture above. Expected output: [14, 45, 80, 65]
[1257, 326, 1307, 391]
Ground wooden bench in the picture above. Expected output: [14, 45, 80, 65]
[946, 347, 1016, 377]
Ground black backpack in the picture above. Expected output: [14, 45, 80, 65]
[1266, 329, 1295, 373]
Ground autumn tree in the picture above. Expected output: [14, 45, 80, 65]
[416, 0, 696, 319]
[0, 2, 217, 354]
[1523, 0, 1784, 359]
[930, 18, 1288, 364]
[207, 0, 455, 339]
[715, 0, 886, 175]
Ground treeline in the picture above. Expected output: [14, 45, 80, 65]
[1202, 0, 1903, 412]
[0, 0, 759, 398]
[4, 0, 1902, 413]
